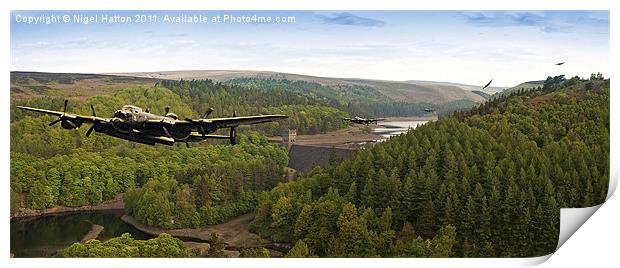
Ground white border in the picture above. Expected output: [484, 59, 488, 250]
[3, 1, 617, 268]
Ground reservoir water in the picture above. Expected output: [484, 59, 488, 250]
[373, 120, 429, 138]
[10, 211, 151, 257]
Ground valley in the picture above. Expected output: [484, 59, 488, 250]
[9, 71, 609, 258]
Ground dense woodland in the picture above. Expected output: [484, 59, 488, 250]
[227, 78, 478, 117]
[160, 79, 349, 135]
[249, 76, 609, 257]
[62, 233, 196, 257]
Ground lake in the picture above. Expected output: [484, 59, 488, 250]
[10, 211, 151, 257]
[373, 120, 429, 138]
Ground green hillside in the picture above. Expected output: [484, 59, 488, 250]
[110, 70, 487, 105]
[249, 75, 609, 257]
[492, 80, 544, 99]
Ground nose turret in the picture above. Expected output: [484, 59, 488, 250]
[114, 110, 128, 119]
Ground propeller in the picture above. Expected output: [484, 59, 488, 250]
[63, 120, 78, 129]
[85, 105, 97, 137]
[229, 111, 237, 145]
[230, 127, 237, 145]
[202, 107, 214, 118]
[49, 100, 68, 126]
[198, 125, 206, 138]
[85, 125, 95, 137]
[158, 106, 175, 138]
[49, 100, 81, 129]
[49, 118, 62, 126]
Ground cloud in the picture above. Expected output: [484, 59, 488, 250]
[565, 12, 609, 27]
[316, 12, 385, 27]
[461, 11, 568, 33]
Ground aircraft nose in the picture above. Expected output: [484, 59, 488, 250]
[114, 110, 127, 118]
[111, 117, 124, 127]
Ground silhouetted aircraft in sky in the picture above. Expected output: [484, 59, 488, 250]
[482, 79, 493, 90]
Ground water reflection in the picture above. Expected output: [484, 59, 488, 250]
[11, 211, 151, 257]
[373, 120, 429, 138]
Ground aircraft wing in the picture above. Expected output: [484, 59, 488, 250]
[16, 106, 107, 124]
[204, 114, 288, 128]
[16, 106, 65, 117]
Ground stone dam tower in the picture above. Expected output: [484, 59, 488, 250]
[282, 129, 297, 151]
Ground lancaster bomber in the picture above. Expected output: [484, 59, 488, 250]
[344, 116, 386, 125]
[16, 100, 288, 147]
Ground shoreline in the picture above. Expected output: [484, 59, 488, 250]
[121, 214, 291, 253]
[382, 115, 438, 121]
[10, 194, 124, 220]
[120, 214, 211, 242]
[268, 116, 436, 148]
[80, 224, 105, 243]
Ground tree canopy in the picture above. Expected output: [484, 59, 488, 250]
[250, 77, 609, 257]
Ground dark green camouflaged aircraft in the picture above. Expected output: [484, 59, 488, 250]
[17, 100, 287, 147]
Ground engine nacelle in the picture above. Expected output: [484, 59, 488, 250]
[60, 119, 82, 129]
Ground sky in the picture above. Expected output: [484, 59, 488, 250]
[10, 10, 609, 87]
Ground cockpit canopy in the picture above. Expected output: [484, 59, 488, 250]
[114, 105, 143, 119]
[122, 105, 142, 113]
[165, 113, 179, 120]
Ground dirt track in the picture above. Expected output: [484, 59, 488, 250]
[121, 213, 264, 249]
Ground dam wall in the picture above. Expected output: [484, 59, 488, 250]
[287, 144, 356, 174]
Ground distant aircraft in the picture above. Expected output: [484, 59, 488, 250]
[344, 116, 385, 125]
[17, 100, 288, 147]
[555, 62, 565, 65]
[482, 79, 493, 90]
